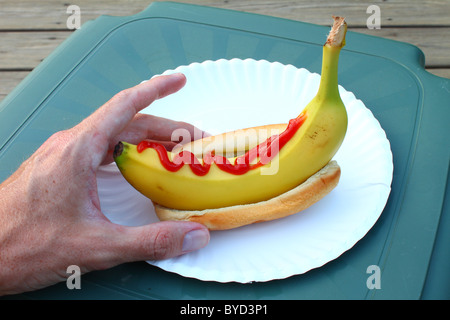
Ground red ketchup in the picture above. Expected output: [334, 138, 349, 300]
[137, 113, 307, 176]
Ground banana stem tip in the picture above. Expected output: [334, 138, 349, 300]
[326, 16, 347, 47]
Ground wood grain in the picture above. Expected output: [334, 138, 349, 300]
[0, 0, 449, 29]
[0, 71, 29, 100]
[0, 31, 68, 69]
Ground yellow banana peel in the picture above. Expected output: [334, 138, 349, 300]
[114, 16, 348, 210]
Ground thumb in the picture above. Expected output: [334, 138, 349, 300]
[117, 221, 210, 262]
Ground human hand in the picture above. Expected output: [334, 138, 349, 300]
[0, 73, 210, 296]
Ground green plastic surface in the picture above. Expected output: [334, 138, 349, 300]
[0, 2, 449, 299]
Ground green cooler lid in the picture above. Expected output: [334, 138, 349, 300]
[0, 2, 449, 300]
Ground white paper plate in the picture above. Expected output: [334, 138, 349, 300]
[97, 59, 393, 283]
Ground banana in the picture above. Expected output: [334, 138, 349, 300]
[114, 16, 348, 210]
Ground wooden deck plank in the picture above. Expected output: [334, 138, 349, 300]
[0, 0, 449, 30]
[0, 71, 30, 100]
[428, 68, 450, 79]
[0, 31, 68, 69]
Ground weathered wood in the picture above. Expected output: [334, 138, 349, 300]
[428, 69, 450, 79]
[0, 0, 449, 30]
[0, 71, 30, 100]
[0, 31, 68, 69]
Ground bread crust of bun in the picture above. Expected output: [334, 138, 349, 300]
[175, 123, 288, 158]
[154, 160, 341, 230]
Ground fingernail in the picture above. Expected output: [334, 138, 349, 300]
[171, 72, 186, 80]
[182, 229, 209, 252]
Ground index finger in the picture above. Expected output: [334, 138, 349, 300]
[82, 73, 186, 140]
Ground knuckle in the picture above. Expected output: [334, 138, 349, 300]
[46, 130, 69, 145]
[111, 88, 141, 115]
[149, 228, 175, 260]
[35, 130, 71, 160]
[113, 88, 136, 106]
[113, 88, 132, 101]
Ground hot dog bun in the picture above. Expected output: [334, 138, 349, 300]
[173, 123, 288, 158]
[153, 123, 341, 230]
[153, 160, 340, 230]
